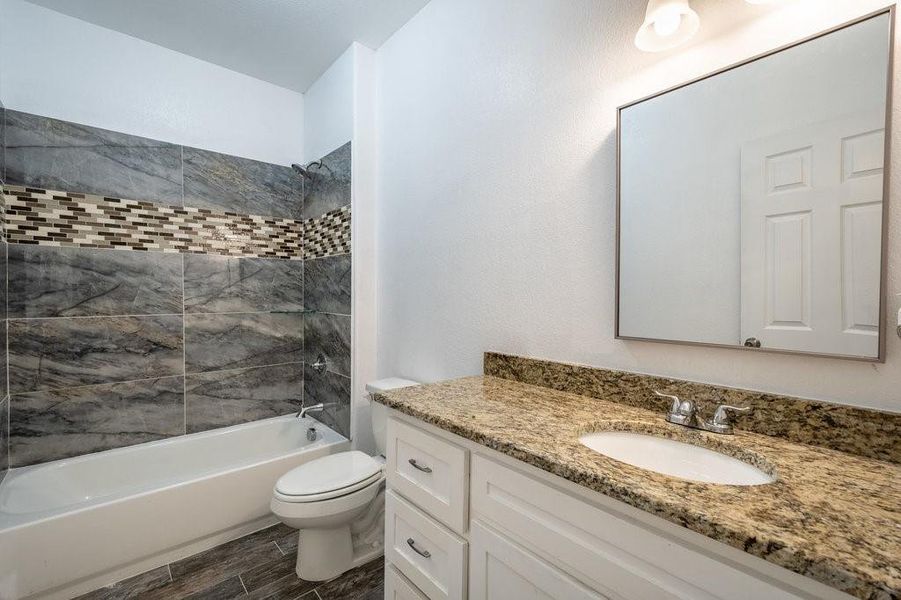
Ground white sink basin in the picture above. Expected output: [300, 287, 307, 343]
[579, 431, 775, 486]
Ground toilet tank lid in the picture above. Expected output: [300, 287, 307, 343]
[366, 378, 419, 394]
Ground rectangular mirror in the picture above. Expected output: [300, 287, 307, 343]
[617, 10, 893, 361]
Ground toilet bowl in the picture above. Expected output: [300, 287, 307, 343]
[271, 378, 418, 581]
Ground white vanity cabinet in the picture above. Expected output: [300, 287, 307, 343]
[382, 412, 854, 600]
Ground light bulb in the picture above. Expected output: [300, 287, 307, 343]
[635, 0, 700, 52]
[653, 11, 682, 37]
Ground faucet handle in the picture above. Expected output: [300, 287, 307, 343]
[705, 405, 750, 434]
[654, 391, 682, 414]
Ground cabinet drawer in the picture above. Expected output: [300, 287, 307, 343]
[470, 520, 606, 600]
[387, 417, 469, 533]
[470, 455, 806, 600]
[386, 490, 468, 600]
[387, 564, 430, 600]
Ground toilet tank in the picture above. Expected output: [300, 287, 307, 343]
[366, 378, 419, 456]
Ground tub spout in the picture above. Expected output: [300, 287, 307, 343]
[296, 402, 337, 419]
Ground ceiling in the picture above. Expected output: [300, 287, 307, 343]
[26, 0, 431, 93]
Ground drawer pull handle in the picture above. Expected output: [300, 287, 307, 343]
[407, 538, 431, 558]
[408, 458, 432, 473]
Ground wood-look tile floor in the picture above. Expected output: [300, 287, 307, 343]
[76, 524, 384, 600]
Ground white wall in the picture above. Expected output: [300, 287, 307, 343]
[0, 0, 303, 166]
[351, 44, 379, 455]
[375, 0, 901, 412]
[304, 44, 355, 162]
[619, 15, 889, 346]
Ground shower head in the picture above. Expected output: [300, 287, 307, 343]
[291, 160, 323, 179]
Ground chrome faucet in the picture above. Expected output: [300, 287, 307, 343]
[656, 391, 698, 427]
[703, 404, 751, 435]
[654, 391, 749, 435]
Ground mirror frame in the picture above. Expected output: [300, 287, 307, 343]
[615, 7, 895, 362]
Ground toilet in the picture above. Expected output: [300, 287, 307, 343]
[271, 378, 418, 581]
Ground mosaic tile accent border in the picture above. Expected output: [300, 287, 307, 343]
[3, 185, 352, 260]
[303, 204, 351, 259]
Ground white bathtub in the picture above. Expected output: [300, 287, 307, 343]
[0, 415, 349, 600]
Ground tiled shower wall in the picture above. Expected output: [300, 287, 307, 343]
[0, 101, 9, 483]
[301, 142, 352, 440]
[0, 110, 352, 469]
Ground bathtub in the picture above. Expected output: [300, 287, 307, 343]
[0, 415, 349, 600]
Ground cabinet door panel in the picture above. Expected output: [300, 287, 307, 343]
[471, 455, 808, 600]
[469, 521, 605, 600]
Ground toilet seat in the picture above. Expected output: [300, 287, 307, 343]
[274, 451, 383, 503]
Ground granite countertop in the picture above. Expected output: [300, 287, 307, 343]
[373, 375, 901, 600]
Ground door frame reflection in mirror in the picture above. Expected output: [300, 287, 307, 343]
[615, 6, 895, 362]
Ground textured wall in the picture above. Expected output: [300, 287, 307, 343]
[375, 0, 901, 412]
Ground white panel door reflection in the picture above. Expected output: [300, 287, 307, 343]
[740, 111, 884, 357]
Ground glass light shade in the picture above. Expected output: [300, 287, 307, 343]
[635, 0, 700, 52]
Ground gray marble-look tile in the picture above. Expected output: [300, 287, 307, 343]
[185, 362, 302, 433]
[4, 110, 182, 204]
[9, 376, 184, 467]
[0, 242, 7, 400]
[302, 141, 351, 220]
[74, 564, 172, 600]
[304, 253, 351, 315]
[0, 320, 7, 402]
[184, 254, 303, 314]
[0, 241, 6, 320]
[8, 245, 183, 318]
[304, 312, 350, 377]
[304, 364, 350, 439]
[183, 147, 302, 219]
[0, 397, 9, 483]
[8, 315, 184, 393]
[1, 103, 6, 185]
[184, 312, 303, 373]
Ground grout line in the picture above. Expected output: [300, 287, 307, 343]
[7, 309, 314, 322]
[180, 145, 185, 206]
[324, 370, 352, 380]
[8, 363, 305, 398]
[181, 253, 187, 436]
[238, 574, 249, 596]
[8, 313, 184, 322]
[314, 589, 324, 600]
[166, 564, 173, 583]
[184, 360, 304, 377]
[5, 236, 9, 474]
[274, 539, 287, 556]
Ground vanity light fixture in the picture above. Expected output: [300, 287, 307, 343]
[635, 0, 700, 52]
